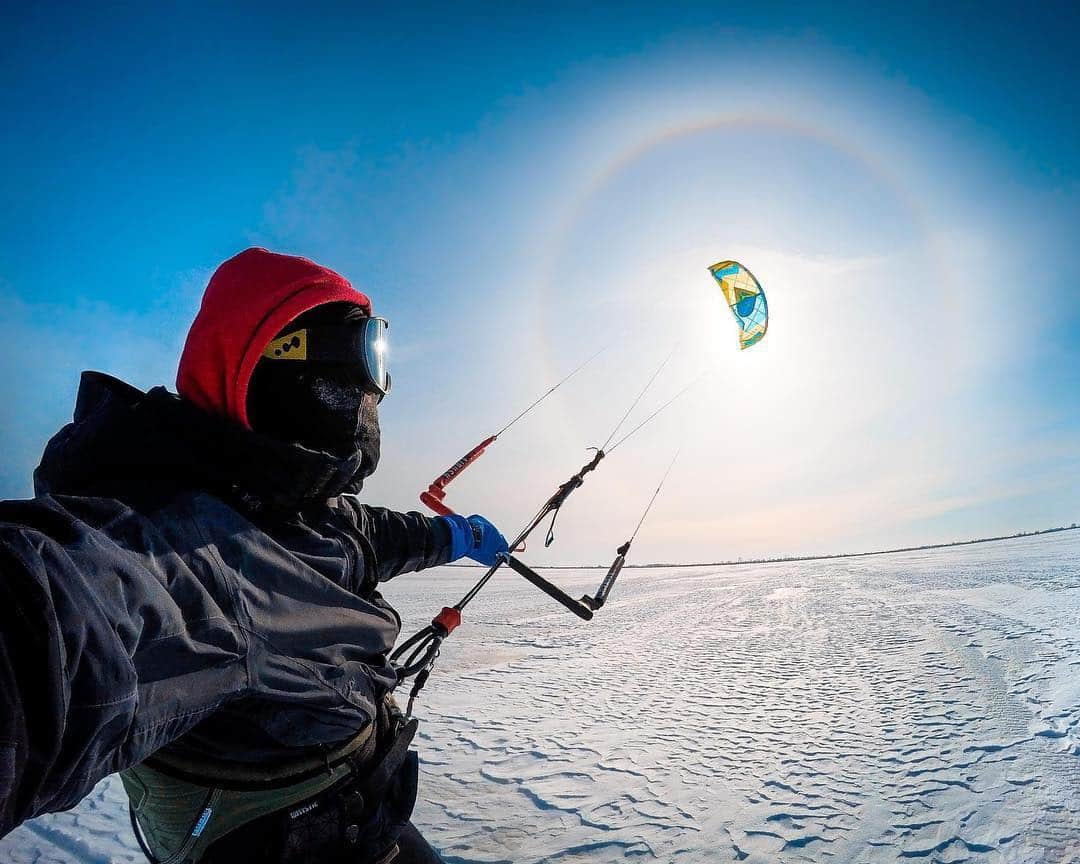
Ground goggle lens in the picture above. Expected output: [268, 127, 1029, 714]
[361, 317, 391, 397]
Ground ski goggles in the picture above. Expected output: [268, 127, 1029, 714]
[261, 316, 392, 399]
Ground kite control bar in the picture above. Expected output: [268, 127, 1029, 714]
[451, 446, 607, 621]
[393, 448, 610, 696]
[503, 556, 595, 620]
[490, 447, 609, 620]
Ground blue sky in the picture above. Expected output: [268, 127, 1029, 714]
[2, 2, 1078, 562]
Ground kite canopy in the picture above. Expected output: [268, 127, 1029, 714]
[708, 260, 768, 350]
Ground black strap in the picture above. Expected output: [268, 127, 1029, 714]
[143, 723, 377, 792]
[544, 505, 562, 547]
[356, 718, 418, 800]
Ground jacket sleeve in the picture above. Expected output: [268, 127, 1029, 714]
[345, 502, 454, 582]
[0, 495, 252, 838]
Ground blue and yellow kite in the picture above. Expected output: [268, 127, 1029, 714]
[708, 260, 768, 350]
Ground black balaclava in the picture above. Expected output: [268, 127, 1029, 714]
[247, 302, 381, 479]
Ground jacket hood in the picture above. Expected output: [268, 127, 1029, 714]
[35, 372, 366, 512]
[177, 248, 370, 429]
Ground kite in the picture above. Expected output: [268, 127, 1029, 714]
[708, 260, 768, 350]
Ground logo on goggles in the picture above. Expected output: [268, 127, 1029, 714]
[262, 330, 308, 361]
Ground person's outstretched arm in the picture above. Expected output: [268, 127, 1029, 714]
[343, 502, 508, 582]
[0, 495, 253, 838]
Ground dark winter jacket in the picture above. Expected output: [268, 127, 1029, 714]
[0, 371, 451, 837]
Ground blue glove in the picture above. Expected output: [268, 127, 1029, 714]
[441, 514, 510, 566]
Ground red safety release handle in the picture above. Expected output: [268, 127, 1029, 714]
[420, 488, 454, 516]
[419, 435, 497, 516]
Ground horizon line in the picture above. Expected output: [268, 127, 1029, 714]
[446, 522, 1080, 571]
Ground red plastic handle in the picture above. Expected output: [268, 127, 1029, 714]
[420, 488, 454, 517]
[430, 436, 496, 492]
[420, 435, 497, 516]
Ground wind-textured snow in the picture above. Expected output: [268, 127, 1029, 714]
[4, 532, 1079, 863]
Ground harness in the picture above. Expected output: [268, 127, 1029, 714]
[126, 703, 417, 864]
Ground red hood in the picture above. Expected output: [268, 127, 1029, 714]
[177, 248, 370, 428]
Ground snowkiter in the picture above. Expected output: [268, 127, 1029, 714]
[0, 248, 508, 862]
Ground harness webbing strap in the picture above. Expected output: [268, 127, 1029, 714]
[357, 718, 418, 800]
[142, 724, 376, 792]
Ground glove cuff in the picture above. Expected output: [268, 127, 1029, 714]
[439, 514, 474, 562]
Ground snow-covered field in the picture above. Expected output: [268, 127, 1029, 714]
[5, 531, 1080, 863]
